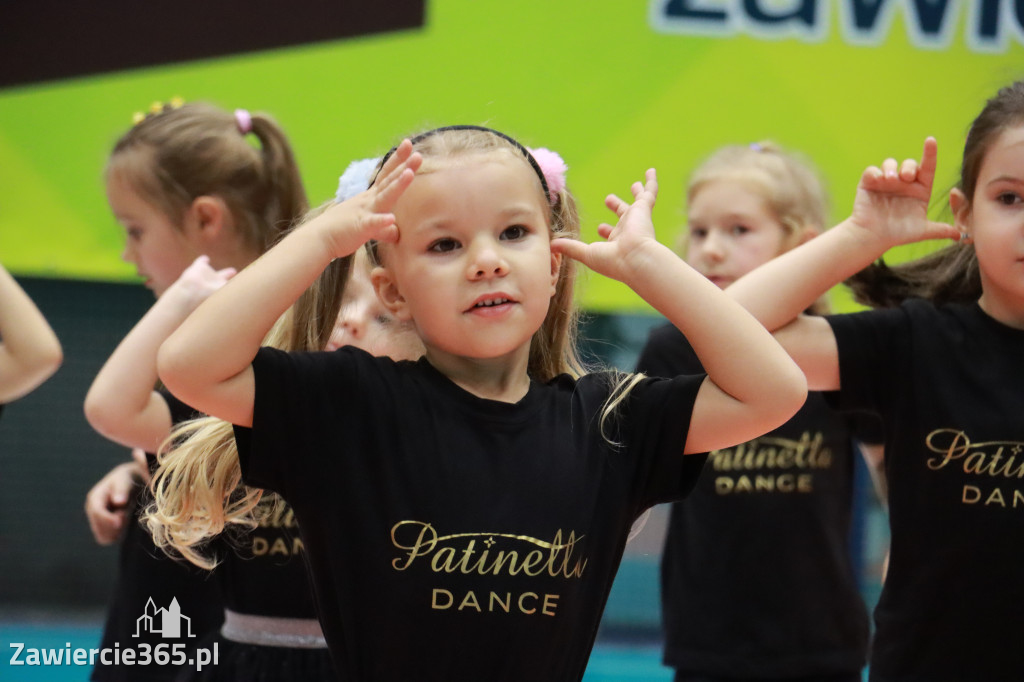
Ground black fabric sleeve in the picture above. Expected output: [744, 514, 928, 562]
[625, 373, 708, 507]
[233, 346, 352, 500]
[635, 323, 704, 378]
[824, 306, 907, 415]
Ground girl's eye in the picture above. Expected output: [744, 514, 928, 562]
[428, 238, 460, 253]
[126, 227, 142, 240]
[997, 192, 1022, 206]
[730, 224, 751, 236]
[501, 224, 528, 240]
[689, 227, 707, 240]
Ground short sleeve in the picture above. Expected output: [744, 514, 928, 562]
[233, 346, 357, 499]
[621, 373, 708, 507]
[825, 306, 909, 415]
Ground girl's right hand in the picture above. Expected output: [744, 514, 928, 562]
[168, 255, 236, 310]
[320, 140, 422, 258]
[849, 137, 958, 247]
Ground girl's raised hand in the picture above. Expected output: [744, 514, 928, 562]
[171, 255, 236, 307]
[850, 137, 958, 247]
[552, 169, 660, 282]
[321, 140, 422, 258]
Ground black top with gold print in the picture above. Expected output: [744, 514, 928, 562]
[828, 300, 1024, 682]
[637, 322, 872, 679]
[234, 346, 705, 682]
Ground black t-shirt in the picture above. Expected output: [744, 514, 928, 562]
[214, 493, 319, 619]
[93, 391, 224, 682]
[234, 346, 706, 681]
[637, 323, 871, 678]
[827, 300, 1024, 682]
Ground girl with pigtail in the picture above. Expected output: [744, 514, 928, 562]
[154, 124, 806, 681]
[725, 79, 1024, 681]
[83, 101, 342, 682]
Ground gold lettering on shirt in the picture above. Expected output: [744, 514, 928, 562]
[390, 521, 587, 579]
[925, 429, 1024, 511]
[710, 431, 832, 495]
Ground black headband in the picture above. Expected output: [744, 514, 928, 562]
[369, 125, 550, 200]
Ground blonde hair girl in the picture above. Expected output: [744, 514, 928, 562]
[639, 141, 880, 682]
[83, 101, 339, 682]
[155, 125, 805, 680]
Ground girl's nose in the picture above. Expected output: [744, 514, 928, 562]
[467, 240, 509, 280]
[701, 230, 727, 262]
[338, 306, 367, 340]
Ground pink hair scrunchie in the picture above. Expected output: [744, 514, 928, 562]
[528, 147, 568, 202]
[234, 109, 253, 135]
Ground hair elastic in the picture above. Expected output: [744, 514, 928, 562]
[335, 157, 381, 203]
[234, 109, 253, 135]
[369, 125, 554, 203]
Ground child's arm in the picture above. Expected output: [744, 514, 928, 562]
[0, 264, 63, 402]
[84, 449, 149, 545]
[552, 170, 806, 454]
[726, 138, 959, 390]
[84, 256, 234, 452]
[157, 143, 421, 426]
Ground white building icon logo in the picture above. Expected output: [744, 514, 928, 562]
[132, 597, 195, 638]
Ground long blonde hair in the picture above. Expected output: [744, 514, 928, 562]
[143, 243, 348, 569]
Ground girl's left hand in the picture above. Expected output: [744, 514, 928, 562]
[552, 169, 659, 282]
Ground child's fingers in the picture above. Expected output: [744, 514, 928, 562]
[216, 267, 237, 280]
[374, 167, 418, 211]
[899, 158, 918, 181]
[926, 220, 960, 241]
[550, 237, 590, 263]
[377, 139, 413, 180]
[375, 148, 422, 194]
[917, 137, 938, 188]
[597, 223, 614, 240]
[605, 194, 628, 218]
[881, 158, 899, 178]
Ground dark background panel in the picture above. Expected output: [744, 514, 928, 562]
[0, 277, 151, 611]
[0, 0, 425, 88]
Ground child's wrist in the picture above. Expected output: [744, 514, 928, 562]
[837, 219, 894, 257]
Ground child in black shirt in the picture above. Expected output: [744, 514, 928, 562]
[155, 125, 807, 681]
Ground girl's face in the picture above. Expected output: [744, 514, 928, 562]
[685, 179, 791, 288]
[326, 248, 424, 361]
[106, 174, 201, 297]
[955, 124, 1024, 325]
[374, 153, 559, 362]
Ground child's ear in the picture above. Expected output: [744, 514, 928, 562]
[949, 188, 971, 236]
[188, 196, 229, 243]
[796, 225, 820, 246]
[549, 251, 562, 297]
[371, 266, 412, 321]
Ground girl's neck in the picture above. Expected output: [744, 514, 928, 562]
[424, 345, 532, 403]
[978, 291, 1024, 330]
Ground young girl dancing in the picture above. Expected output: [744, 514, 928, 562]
[156, 125, 807, 681]
[0, 262, 62, 406]
[83, 101, 327, 682]
[726, 81, 1024, 681]
[637, 142, 881, 682]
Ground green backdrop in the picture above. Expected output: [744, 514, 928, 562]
[2, 0, 1021, 312]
